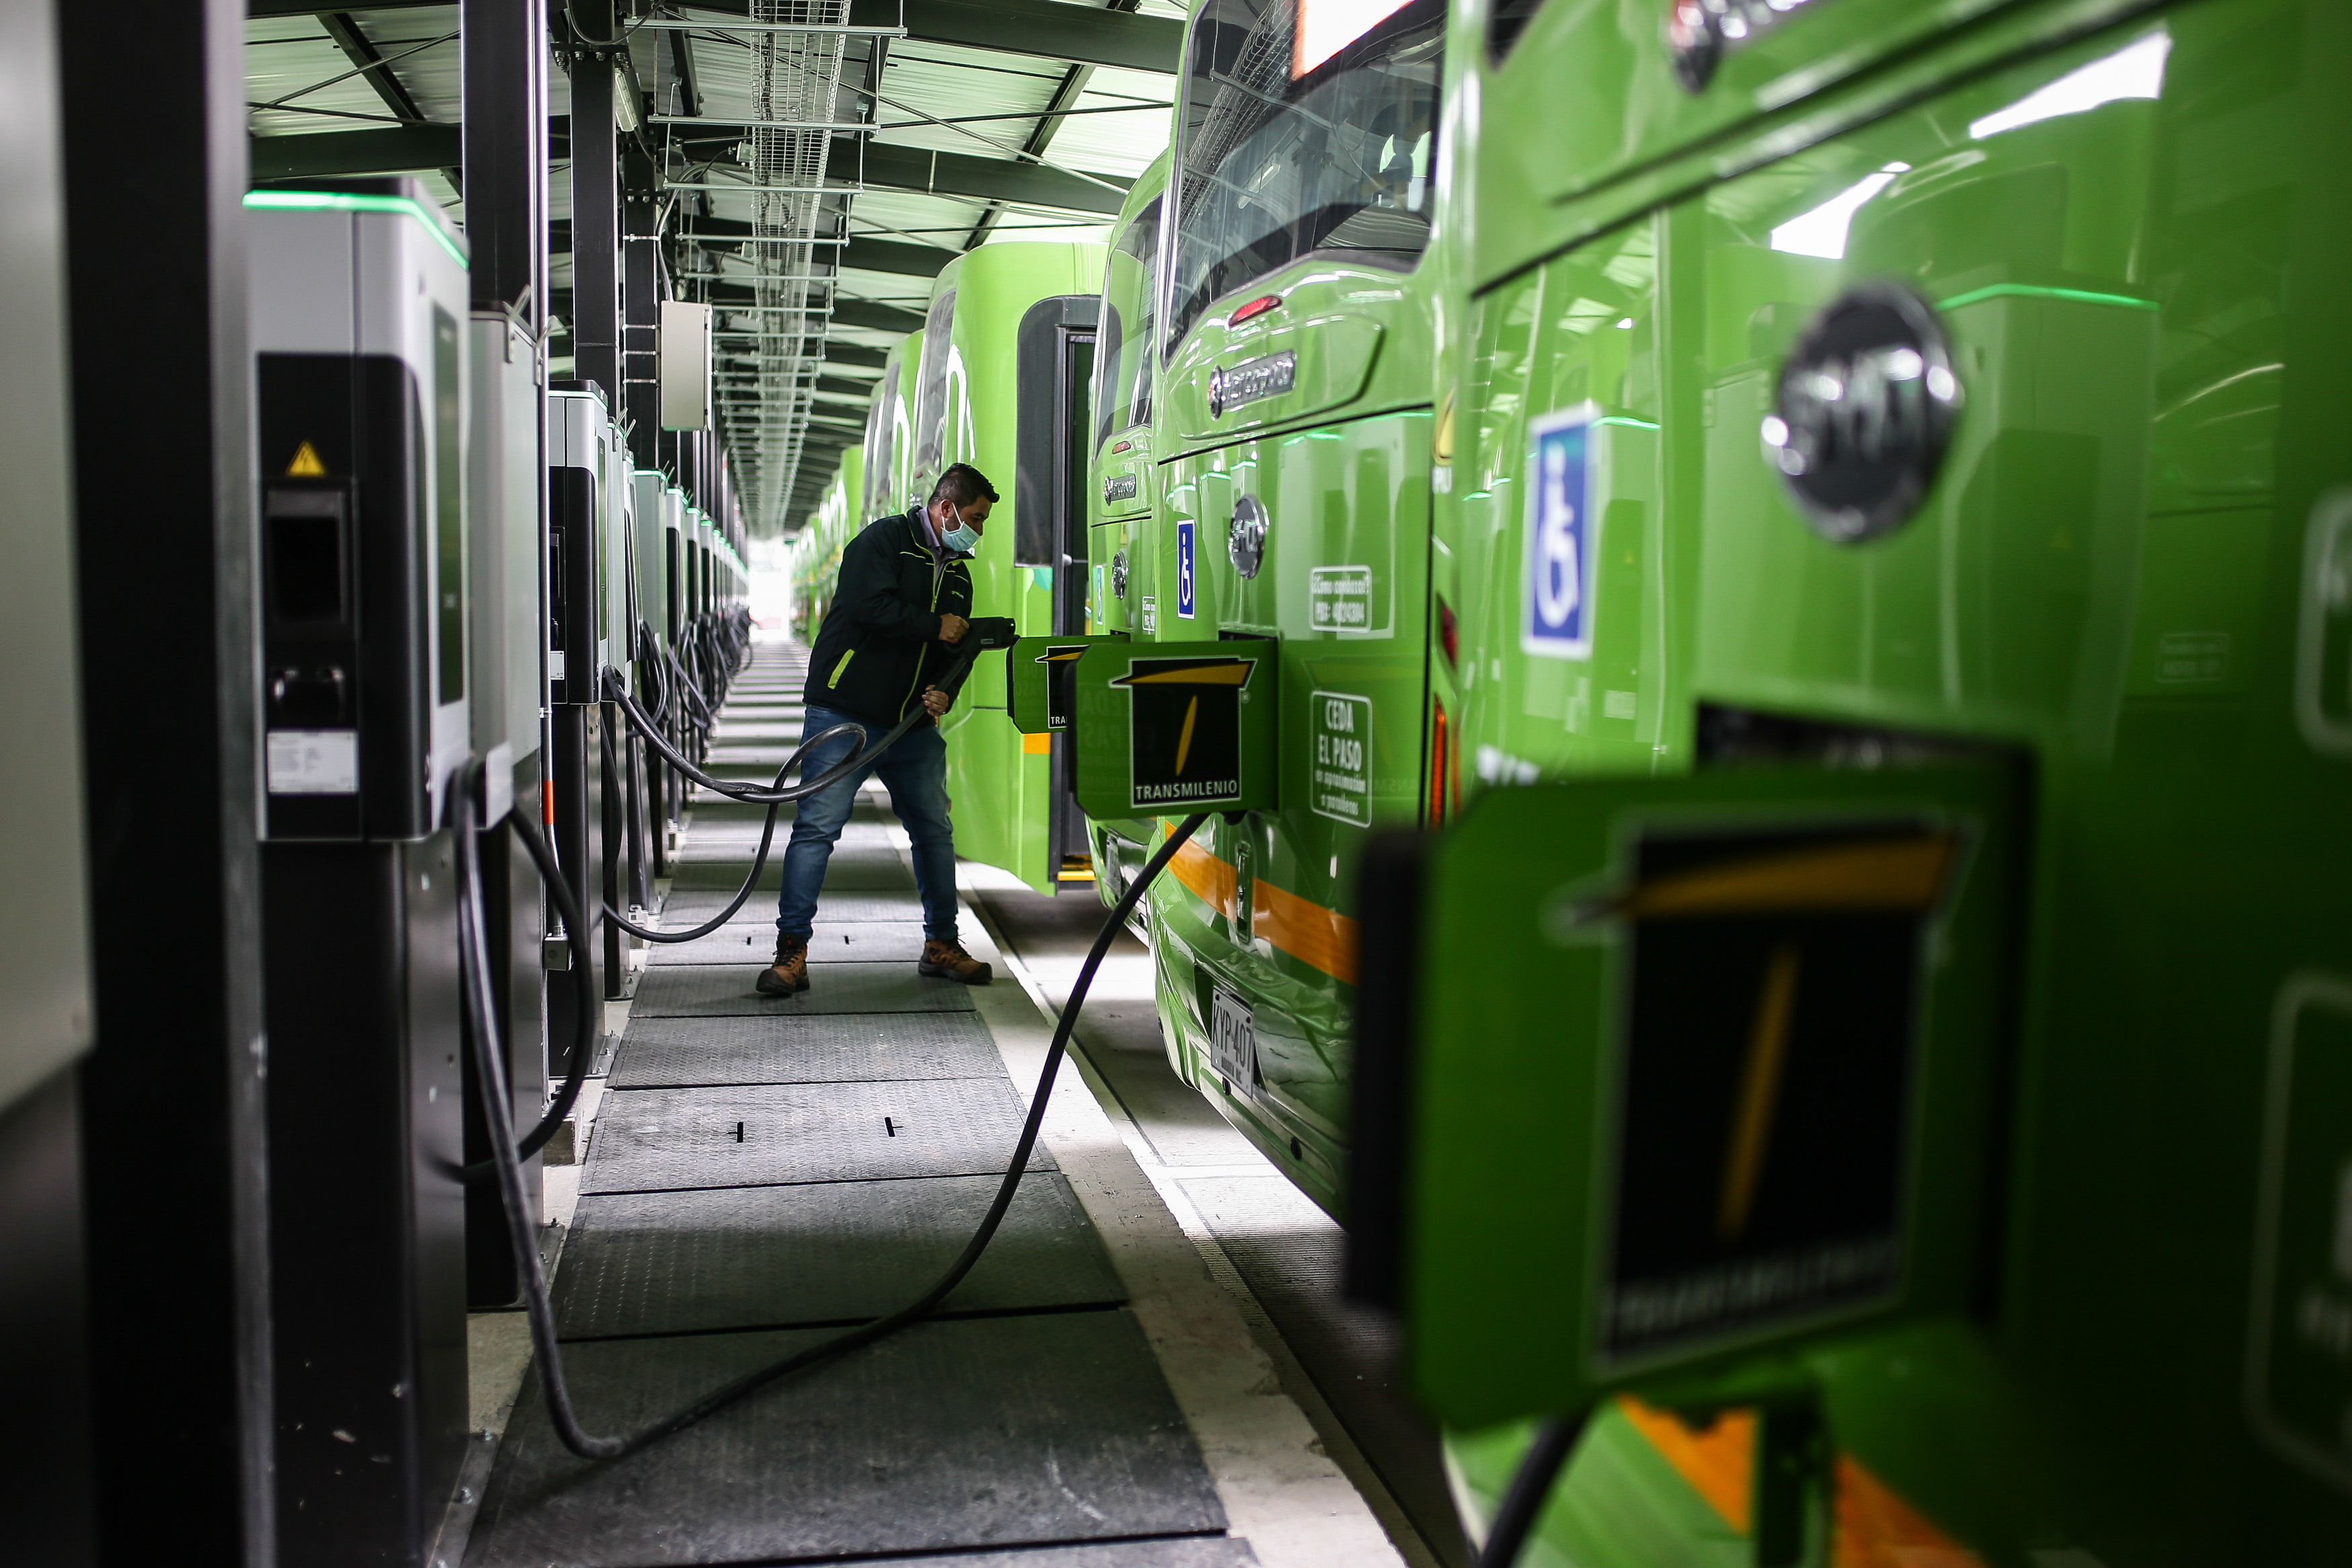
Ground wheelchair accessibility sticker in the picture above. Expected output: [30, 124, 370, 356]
[1525, 406, 1596, 659]
[1176, 518, 1197, 619]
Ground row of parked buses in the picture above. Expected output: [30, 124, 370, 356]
[797, 0, 2352, 1559]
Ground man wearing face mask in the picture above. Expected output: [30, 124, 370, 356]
[758, 462, 998, 995]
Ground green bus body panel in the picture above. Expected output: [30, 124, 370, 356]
[1132, 406, 1437, 1212]
[918, 243, 1105, 895]
[1432, 0, 2352, 1559]
[1408, 765, 2021, 1424]
[1468, 0, 2175, 292]
[1160, 266, 1435, 456]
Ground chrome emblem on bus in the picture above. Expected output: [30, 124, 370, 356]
[1207, 351, 1297, 419]
[1229, 495, 1270, 579]
[1761, 282, 1961, 544]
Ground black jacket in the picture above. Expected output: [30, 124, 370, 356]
[803, 507, 975, 726]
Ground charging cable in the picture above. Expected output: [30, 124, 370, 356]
[1473, 1417, 1586, 1567]
[452, 795, 602, 1182]
[456, 753, 1203, 1460]
[595, 623, 1010, 944]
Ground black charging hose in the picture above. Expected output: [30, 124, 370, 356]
[457, 754, 1205, 1461]
[455, 798, 600, 1182]
[1475, 1415, 1587, 1568]
[594, 637, 990, 941]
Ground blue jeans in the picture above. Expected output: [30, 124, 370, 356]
[775, 704, 961, 944]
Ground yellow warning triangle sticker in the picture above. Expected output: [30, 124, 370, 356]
[285, 441, 327, 478]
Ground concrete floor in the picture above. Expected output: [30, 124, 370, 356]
[452, 643, 1459, 1568]
[961, 870, 1469, 1568]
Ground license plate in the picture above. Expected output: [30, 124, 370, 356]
[1209, 986, 1255, 1089]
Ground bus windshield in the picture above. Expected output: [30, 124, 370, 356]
[1167, 0, 1442, 356]
[1094, 197, 1162, 450]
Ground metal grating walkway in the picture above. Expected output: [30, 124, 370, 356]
[464, 648, 1254, 1568]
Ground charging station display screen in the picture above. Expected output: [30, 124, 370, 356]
[1598, 822, 1956, 1362]
[433, 304, 464, 704]
[268, 505, 346, 627]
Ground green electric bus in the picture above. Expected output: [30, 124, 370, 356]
[899, 241, 1106, 895]
[1389, 1, 2352, 1563]
[1082, 0, 1447, 1214]
[1082, 153, 1170, 923]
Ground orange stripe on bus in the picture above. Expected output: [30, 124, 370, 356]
[1160, 823, 1358, 983]
[1166, 829, 1239, 921]
[1252, 878, 1359, 984]
[1615, 1397, 1984, 1568]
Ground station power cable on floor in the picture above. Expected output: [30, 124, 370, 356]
[450, 643, 1228, 1466]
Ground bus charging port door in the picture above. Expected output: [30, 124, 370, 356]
[1350, 761, 2024, 1441]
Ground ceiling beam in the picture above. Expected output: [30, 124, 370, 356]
[251, 125, 463, 181]
[864, 0, 1178, 73]
[706, 282, 926, 333]
[842, 136, 1131, 214]
[842, 236, 958, 277]
[832, 298, 928, 332]
[826, 342, 889, 370]
[253, 0, 1182, 71]
[673, 136, 1130, 213]
[317, 13, 432, 128]
[686, 222, 954, 282]
[251, 0, 1183, 71]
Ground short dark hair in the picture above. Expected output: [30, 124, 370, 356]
[928, 462, 999, 509]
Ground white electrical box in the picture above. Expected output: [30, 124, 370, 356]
[659, 300, 711, 430]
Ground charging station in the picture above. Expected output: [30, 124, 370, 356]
[247, 179, 473, 1568]
[598, 439, 637, 995]
[547, 383, 613, 1040]
[461, 304, 548, 1307]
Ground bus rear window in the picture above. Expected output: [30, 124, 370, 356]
[1168, 0, 1441, 356]
[1095, 197, 1162, 450]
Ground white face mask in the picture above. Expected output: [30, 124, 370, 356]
[937, 504, 979, 553]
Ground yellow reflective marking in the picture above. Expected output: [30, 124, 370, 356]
[1114, 661, 1252, 687]
[1621, 834, 1957, 919]
[1021, 731, 1051, 755]
[1719, 941, 1800, 1241]
[1174, 695, 1201, 775]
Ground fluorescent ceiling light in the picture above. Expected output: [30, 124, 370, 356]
[1293, 0, 1412, 78]
[1769, 164, 1910, 260]
[1970, 32, 2170, 140]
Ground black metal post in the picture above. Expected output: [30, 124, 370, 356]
[58, 1, 274, 1564]
[569, 5, 622, 401]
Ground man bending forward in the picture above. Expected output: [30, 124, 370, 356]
[758, 463, 996, 995]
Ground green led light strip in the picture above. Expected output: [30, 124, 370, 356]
[243, 190, 470, 271]
[1938, 282, 2156, 313]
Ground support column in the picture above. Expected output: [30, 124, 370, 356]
[568, 3, 621, 401]
[58, 1, 274, 1563]
[461, 0, 553, 1309]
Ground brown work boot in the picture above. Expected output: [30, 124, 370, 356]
[917, 938, 992, 985]
[756, 933, 810, 995]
